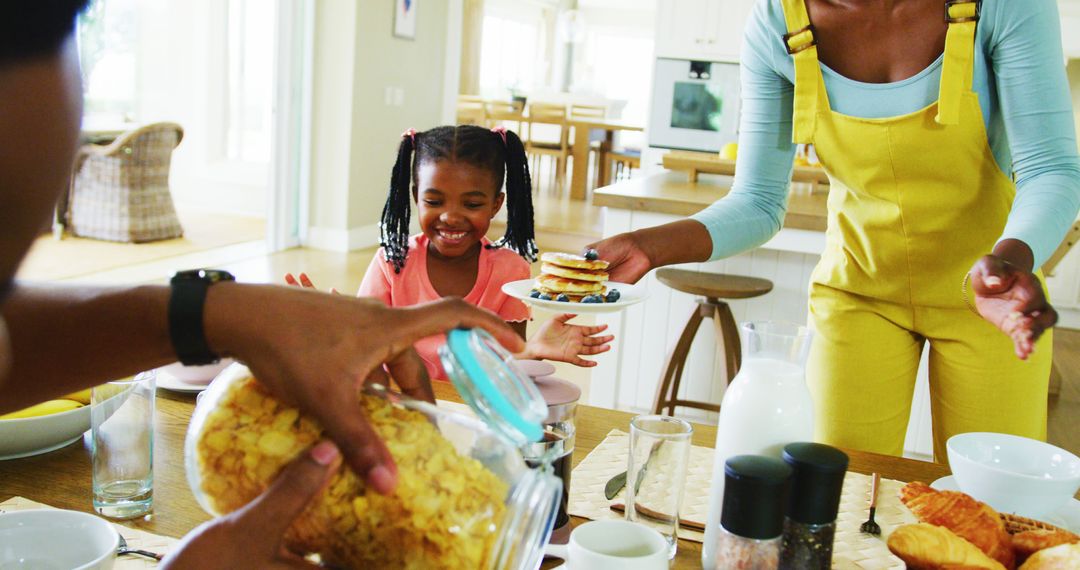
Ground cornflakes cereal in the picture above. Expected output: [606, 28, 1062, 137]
[192, 375, 508, 569]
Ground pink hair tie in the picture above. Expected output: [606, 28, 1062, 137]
[491, 126, 508, 145]
[402, 128, 417, 144]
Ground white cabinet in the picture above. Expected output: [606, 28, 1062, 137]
[654, 0, 755, 62]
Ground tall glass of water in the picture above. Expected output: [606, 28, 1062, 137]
[92, 371, 155, 519]
[625, 414, 693, 558]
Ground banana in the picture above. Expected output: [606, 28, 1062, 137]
[0, 399, 84, 420]
[62, 388, 93, 405]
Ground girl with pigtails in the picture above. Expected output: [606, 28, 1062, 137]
[291, 125, 613, 381]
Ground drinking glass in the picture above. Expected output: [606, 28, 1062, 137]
[91, 371, 155, 519]
[625, 414, 693, 558]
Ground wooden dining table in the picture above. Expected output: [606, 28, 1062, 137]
[492, 110, 644, 202]
[0, 381, 949, 568]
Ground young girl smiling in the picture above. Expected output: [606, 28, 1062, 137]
[293, 125, 612, 380]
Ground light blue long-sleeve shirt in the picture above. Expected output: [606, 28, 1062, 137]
[690, 0, 1080, 268]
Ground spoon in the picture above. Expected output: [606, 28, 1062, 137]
[117, 534, 163, 561]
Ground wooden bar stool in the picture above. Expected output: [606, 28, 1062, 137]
[652, 268, 773, 416]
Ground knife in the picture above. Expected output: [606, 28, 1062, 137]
[603, 440, 663, 500]
[609, 503, 706, 533]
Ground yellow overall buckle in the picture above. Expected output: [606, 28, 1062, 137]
[783, 24, 817, 54]
[945, 0, 980, 24]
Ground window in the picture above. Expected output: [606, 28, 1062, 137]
[224, 0, 275, 164]
[78, 0, 139, 124]
[579, 30, 655, 125]
[478, 5, 546, 98]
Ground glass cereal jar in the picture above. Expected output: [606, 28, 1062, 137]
[185, 329, 561, 570]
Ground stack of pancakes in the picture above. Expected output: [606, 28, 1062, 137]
[534, 252, 610, 301]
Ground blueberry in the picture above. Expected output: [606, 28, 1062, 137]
[605, 289, 621, 303]
[584, 248, 599, 261]
[556, 294, 570, 302]
[529, 289, 542, 298]
[582, 294, 603, 303]
[538, 293, 553, 301]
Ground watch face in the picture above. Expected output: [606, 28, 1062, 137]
[173, 269, 236, 283]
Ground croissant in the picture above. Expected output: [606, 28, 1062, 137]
[1012, 529, 1080, 565]
[1017, 542, 1080, 570]
[901, 482, 1015, 569]
[888, 523, 1007, 570]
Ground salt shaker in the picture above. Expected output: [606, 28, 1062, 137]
[779, 442, 849, 569]
[708, 455, 792, 570]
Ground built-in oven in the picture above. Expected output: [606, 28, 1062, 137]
[647, 58, 740, 153]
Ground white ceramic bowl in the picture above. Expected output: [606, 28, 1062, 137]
[947, 432, 1080, 518]
[157, 358, 234, 385]
[0, 405, 91, 460]
[0, 509, 118, 569]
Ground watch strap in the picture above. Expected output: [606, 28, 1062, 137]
[169, 270, 233, 365]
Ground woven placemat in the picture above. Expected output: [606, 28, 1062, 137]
[568, 429, 917, 569]
[0, 497, 176, 567]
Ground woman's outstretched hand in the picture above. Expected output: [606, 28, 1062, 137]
[968, 255, 1057, 360]
[520, 314, 613, 367]
[587, 233, 652, 284]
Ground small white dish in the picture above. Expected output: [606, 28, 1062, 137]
[0, 405, 91, 460]
[947, 432, 1080, 519]
[502, 280, 647, 314]
[156, 369, 212, 394]
[0, 509, 119, 569]
[931, 475, 1080, 533]
[543, 520, 668, 570]
[157, 358, 235, 387]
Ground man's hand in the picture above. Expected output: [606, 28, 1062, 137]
[161, 441, 341, 569]
[205, 284, 524, 494]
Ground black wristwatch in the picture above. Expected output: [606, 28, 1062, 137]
[169, 269, 235, 365]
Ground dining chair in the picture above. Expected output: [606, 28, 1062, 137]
[66, 122, 185, 243]
[569, 105, 609, 190]
[525, 102, 570, 193]
[483, 100, 526, 137]
[456, 95, 487, 126]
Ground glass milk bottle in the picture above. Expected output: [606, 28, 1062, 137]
[702, 321, 814, 570]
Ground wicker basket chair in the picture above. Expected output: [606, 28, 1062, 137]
[67, 122, 185, 242]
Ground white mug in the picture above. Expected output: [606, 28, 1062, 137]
[545, 520, 669, 569]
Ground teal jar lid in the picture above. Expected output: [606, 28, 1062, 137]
[438, 328, 547, 445]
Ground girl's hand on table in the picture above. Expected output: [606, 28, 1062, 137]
[521, 314, 613, 367]
[969, 255, 1057, 360]
[588, 233, 653, 284]
[205, 284, 523, 494]
[161, 441, 341, 570]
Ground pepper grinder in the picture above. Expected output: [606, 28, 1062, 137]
[515, 360, 580, 545]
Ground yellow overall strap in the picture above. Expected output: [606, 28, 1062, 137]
[936, 0, 980, 125]
[780, 0, 819, 143]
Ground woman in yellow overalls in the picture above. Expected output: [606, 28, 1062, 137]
[594, 0, 1080, 460]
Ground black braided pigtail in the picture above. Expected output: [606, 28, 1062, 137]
[491, 129, 538, 262]
[379, 131, 416, 273]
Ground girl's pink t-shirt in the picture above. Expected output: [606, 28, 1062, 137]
[358, 234, 531, 380]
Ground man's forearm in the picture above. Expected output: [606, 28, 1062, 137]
[0, 282, 173, 411]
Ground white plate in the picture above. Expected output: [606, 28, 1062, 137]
[502, 280, 647, 314]
[156, 368, 213, 394]
[932, 475, 1080, 533]
[0, 405, 90, 460]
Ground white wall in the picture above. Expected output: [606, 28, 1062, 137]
[305, 0, 456, 251]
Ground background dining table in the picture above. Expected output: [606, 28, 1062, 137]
[0, 381, 949, 568]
